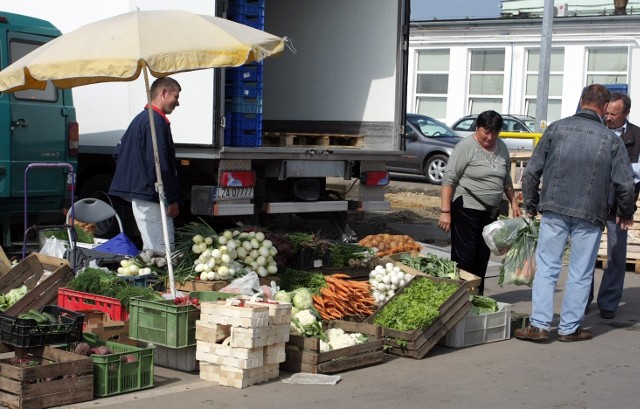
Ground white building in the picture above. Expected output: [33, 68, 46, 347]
[408, 14, 640, 127]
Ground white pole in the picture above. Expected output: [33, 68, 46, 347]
[143, 66, 177, 298]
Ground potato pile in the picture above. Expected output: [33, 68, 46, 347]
[358, 234, 421, 257]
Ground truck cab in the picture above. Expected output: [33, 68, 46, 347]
[0, 12, 77, 248]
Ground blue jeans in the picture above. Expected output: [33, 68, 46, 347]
[531, 211, 602, 335]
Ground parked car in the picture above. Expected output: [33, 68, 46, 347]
[386, 113, 462, 185]
[451, 114, 537, 150]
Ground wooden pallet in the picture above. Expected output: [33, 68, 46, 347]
[596, 256, 640, 273]
[262, 132, 364, 148]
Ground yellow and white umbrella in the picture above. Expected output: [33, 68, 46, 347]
[0, 10, 287, 296]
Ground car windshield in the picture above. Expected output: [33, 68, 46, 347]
[409, 116, 458, 138]
[512, 115, 536, 131]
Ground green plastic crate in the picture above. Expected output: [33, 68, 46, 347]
[83, 334, 155, 397]
[128, 291, 235, 348]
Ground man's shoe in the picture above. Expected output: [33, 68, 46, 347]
[514, 325, 549, 341]
[600, 310, 615, 319]
[557, 327, 593, 342]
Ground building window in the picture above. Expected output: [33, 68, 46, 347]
[586, 47, 627, 85]
[415, 49, 449, 118]
[468, 49, 504, 114]
[524, 48, 564, 123]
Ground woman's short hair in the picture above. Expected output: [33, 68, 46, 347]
[476, 110, 503, 134]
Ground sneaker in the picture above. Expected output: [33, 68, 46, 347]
[557, 327, 593, 342]
[514, 325, 549, 341]
[600, 310, 615, 319]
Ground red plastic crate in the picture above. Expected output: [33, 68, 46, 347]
[58, 287, 129, 321]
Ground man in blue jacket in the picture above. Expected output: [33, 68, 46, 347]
[517, 84, 636, 343]
[109, 77, 182, 255]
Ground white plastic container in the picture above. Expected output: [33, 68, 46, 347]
[439, 302, 511, 348]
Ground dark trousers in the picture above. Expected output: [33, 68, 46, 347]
[450, 196, 496, 295]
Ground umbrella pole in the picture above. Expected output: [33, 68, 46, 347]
[144, 67, 177, 298]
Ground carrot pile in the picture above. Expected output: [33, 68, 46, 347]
[312, 274, 376, 320]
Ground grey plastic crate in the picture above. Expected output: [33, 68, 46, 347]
[439, 302, 511, 348]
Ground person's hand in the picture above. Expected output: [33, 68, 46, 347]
[511, 202, 522, 218]
[617, 216, 633, 230]
[167, 202, 179, 218]
[439, 212, 451, 233]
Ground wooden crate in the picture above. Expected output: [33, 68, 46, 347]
[174, 276, 280, 293]
[597, 205, 640, 273]
[0, 246, 11, 276]
[0, 347, 93, 409]
[368, 275, 472, 359]
[387, 251, 481, 293]
[280, 320, 384, 374]
[199, 361, 279, 389]
[0, 254, 73, 316]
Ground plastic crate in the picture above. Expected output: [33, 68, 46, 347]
[225, 112, 262, 131]
[225, 81, 263, 98]
[229, 129, 262, 147]
[439, 302, 511, 348]
[58, 287, 129, 321]
[0, 305, 84, 348]
[128, 291, 234, 348]
[228, 14, 265, 29]
[228, 4, 265, 17]
[82, 334, 155, 397]
[225, 96, 263, 114]
[228, 0, 264, 6]
[117, 273, 157, 288]
[226, 64, 263, 82]
[154, 344, 198, 372]
[292, 247, 331, 269]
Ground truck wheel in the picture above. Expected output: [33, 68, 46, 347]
[424, 154, 448, 185]
[76, 174, 121, 238]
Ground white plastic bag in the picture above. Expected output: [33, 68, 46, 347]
[39, 237, 67, 258]
[219, 272, 262, 296]
[482, 217, 528, 256]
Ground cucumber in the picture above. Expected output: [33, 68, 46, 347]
[18, 313, 38, 321]
[41, 312, 58, 325]
[28, 309, 50, 325]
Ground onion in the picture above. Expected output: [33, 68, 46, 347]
[192, 234, 204, 244]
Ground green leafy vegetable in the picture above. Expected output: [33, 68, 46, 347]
[399, 253, 458, 280]
[0, 285, 28, 312]
[279, 268, 327, 294]
[373, 278, 458, 331]
[469, 295, 499, 315]
[66, 267, 127, 297]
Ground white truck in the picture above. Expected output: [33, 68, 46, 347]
[1, 0, 409, 242]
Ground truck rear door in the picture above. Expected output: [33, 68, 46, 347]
[1, 32, 70, 200]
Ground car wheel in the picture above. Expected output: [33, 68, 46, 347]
[424, 154, 448, 185]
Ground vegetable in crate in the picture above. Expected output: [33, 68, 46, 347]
[67, 267, 127, 297]
[469, 295, 499, 315]
[319, 328, 368, 352]
[329, 242, 376, 268]
[368, 263, 414, 304]
[0, 285, 28, 312]
[358, 234, 421, 257]
[399, 253, 458, 279]
[373, 278, 458, 331]
[313, 274, 376, 320]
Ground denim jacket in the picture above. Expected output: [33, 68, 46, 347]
[522, 109, 636, 227]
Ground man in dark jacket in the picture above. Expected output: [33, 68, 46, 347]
[109, 77, 182, 255]
[516, 84, 635, 343]
[589, 92, 640, 319]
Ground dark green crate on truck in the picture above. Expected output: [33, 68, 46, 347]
[128, 291, 235, 348]
[0, 11, 77, 247]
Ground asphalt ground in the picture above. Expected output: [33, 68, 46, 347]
[51, 223, 640, 409]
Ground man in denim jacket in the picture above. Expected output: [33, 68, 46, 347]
[516, 84, 636, 343]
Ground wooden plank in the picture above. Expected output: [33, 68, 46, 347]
[316, 350, 384, 374]
[262, 132, 364, 148]
[0, 246, 11, 276]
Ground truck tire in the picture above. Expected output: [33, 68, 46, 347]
[424, 154, 448, 185]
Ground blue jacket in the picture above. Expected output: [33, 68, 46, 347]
[108, 108, 181, 205]
[522, 109, 636, 227]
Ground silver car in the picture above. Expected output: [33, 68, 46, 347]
[451, 114, 536, 151]
[386, 113, 462, 185]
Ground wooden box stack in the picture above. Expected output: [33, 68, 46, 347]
[598, 199, 640, 273]
[196, 298, 291, 389]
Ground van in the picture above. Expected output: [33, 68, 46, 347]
[0, 12, 77, 248]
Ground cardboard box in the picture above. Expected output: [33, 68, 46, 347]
[80, 310, 129, 342]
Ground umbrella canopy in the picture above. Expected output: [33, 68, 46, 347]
[0, 9, 285, 92]
[0, 9, 287, 296]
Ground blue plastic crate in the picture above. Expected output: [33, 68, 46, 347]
[226, 64, 263, 82]
[228, 0, 264, 7]
[228, 4, 265, 17]
[225, 96, 263, 114]
[228, 14, 265, 29]
[225, 81, 263, 98]
[230, 129, 262, 147]
[226, 112, 263, 130]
